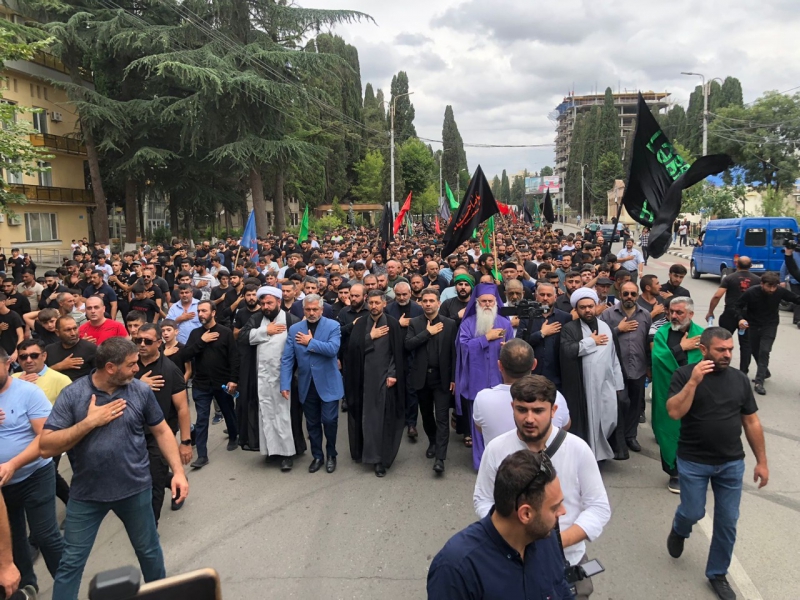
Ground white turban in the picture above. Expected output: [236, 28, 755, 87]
[257, 285, 282, 300]
[570, 287, 599, 308]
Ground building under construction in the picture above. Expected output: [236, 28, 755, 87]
[553, 91, 671, 184]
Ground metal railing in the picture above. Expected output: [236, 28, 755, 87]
[8, 184, 93, 204]
[29, 51, 93, 82]
[30, 133, 86, 155]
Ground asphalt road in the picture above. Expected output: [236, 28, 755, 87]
[31, 236, 800, 600]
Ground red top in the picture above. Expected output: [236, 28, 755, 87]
[79, 319, 128, 346]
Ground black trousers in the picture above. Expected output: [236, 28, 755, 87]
[749, 323, 778, 384]
[719, 309, 751, 373]
[147, 436, 171, 526]
[416, 372, 451, 460]
[619, 375, 646, 441]
[792, 283, 800, 323]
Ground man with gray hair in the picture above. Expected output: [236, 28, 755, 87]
[281, 294, 343, 474]
[387, 281, 422, 440]
[651, 296, 704, 494]
[41, 337, 189, 599]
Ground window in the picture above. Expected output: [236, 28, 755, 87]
[29, 83, 34, 97]
[1, 100, 16, 130]
[43, 87, 47, 101]
[744, 228, 766, 247]
[24, 212, 58, 242]
[38, 162, 52, 187]
[13, 79, 17, 93]
[4, 158, 22, 184]
[772, 228, 795, 247]
[32, 108, 47, 134]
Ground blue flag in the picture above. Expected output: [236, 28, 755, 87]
[240, 210, 258, 261]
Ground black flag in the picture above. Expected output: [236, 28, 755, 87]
[378, 202, 393, 260]
[441, 165, 500, 258]
[542, 188, 555, 223]
[622, 92, 733, 258]
[523, 200, 533, 224]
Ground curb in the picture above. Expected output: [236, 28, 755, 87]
[665, 249, 692, 261]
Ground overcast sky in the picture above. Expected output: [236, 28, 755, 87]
[304, 0, 800, 180]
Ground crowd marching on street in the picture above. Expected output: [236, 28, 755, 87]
[0, 214, 791, 599]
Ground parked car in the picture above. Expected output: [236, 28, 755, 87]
[690, 217, 798, 279]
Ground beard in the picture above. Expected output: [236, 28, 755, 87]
[457, 288, 471, 300]
[622, 299, 635, 309]
[475, 305, 498, 337]
[262, 307, 281, 321]
[246, 300, 258, 310]
[351, 300, 364, 311]
[670, 317, 691, 331]
[396, 297, 410, 306]
[306, 313, 321, 323]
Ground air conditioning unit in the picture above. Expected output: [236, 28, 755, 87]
[8, 214, 22, 226]
[50, 111, 62, 122]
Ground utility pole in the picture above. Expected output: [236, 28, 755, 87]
[389, 92, 414, 214]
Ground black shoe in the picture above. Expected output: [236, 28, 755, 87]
[425, 443, 436, 459]
[626, 438, 642, 452]
[765, 369, 771, 379]
[433, 459, 444, 474]
[638, 412, 646, 424]
[668, 476, 680, 494]
[191, 456, 209, 469]
[667, 528, 686, 558]
[407, 425, 418, 440]
[754, 383, 766, 395]
[308, 458, 324, 473]
[613, 448, 630, 461]
[280, 458, 293, 472]
[709, 575, 736, 600]
[326, 456, 337, 473]
[171, 496, 185, 511]
[374, 463, 386, 477]
[341, 400, 348, 413]
[226, 437, 238, 451]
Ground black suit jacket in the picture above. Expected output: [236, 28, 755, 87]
[404, 314, 456, 392]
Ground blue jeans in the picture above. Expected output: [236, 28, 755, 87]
[2, 462, 64, 590]
[303, 380, 339, 460]
[193, 385, 238, 459]
[673, 457, 745, 578]
[53, 489, 165, 600]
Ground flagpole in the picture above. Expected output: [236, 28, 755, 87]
[233, 245, 242, 269]
[491, 227, 501, 284]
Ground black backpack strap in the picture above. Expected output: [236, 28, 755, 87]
[545, 428, 568, 459]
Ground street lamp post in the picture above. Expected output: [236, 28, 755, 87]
[387, 92, 414, 214]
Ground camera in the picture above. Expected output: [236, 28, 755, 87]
[499, 299, 547, 320]
[784, 237, 798, 250]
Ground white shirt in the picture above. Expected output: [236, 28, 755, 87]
[473, 384, 570, 446]
[474, 427, 611, 566]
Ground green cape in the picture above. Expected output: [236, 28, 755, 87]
[651, 321, 704, 470]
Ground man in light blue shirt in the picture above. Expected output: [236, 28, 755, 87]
[165, 284, 202, 344]
[0, 347, 63, 592]
[617, 238, 645, 283]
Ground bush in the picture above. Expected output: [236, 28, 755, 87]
[315, 215, 343, 232]
[151, 226, 172, 245]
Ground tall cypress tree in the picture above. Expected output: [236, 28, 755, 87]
[596, 87, 621, 159]
[500, 169, 511, 203]
[389, 71, 416, 143]
[442, 105, 467, 189]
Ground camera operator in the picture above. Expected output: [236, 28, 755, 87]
[430, 450, 573, 599]
[474, 376, 610, 600]
[517, 282, 571, 390]
[780, 241, 800, 327]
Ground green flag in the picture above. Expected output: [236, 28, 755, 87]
[406, 213, 414, 237]
[480, 216, 494, 255]
[445, 181, 459, 210]
[298, 205, 309, 242]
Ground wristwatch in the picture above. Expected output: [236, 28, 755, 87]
[180, 439, 192, 446]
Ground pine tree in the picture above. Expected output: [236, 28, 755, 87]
[441, 105, 467, 189]
[596, 87, 621, 159]
[685, 85, 705, 157]
[500, 169, 511, 203]
[491, 175, 501, 197]
[363, 82, 387, 148]
[720, 77, 744, 108]
[389, 71, 416, 143]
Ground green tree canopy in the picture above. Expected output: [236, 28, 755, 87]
[389, 71, 416, 143]
[351, 149, 383, 204]
[398, 137, 435, 202]
[442, 105, 468, 189]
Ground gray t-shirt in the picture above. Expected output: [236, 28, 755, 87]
[44, 371, 164, 502]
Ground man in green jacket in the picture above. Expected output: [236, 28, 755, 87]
[651, 296, 704, 494]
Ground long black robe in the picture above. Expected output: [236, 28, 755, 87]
[238, 311, 307, 455]
[345, 313, 406, 467]
[559, 319, 627, 450]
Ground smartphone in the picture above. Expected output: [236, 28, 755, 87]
[581, 559, 605, 578]
[89, 567, 221, 600]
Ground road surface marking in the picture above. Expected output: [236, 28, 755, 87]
[698, 515, 764, 600]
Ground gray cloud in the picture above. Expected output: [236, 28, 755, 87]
[394, 32, 432, 46]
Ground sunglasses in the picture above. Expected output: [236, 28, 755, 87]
[515, 452, 555, 510]
[132, 337, 157, 346]
[621, 291, 638, 297]
[19, 352, 42, 361]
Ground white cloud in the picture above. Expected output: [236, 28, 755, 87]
[304, 0, 800, 178]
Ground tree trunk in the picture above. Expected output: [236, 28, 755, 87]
[169, 194, 179, 239]
[225, 209, 232, 234]
[82, 124, 109, 244]
[273, 166, 286, 233]
[250, 168, 269, 237]
[138, 187, 146, 241]
[124, 179, 137, 243]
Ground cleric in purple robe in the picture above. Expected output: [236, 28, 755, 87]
[455, 282, 515, 470]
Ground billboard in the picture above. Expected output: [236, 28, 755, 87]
[524, 176, 560, 194]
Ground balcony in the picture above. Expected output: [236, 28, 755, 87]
[30, 133, 86, 155]
[29, 51, 93, 82]
[9, 184, 93, 205]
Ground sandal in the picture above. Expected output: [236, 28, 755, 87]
[464, 436, 473, 448]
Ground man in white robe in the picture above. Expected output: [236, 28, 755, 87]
[560, 287, 625, 461]
[239, 286, 296, 470]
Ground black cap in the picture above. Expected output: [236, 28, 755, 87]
[596, 277, 613, 286]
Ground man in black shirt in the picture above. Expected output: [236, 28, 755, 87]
[134, 323, 193, 521]
[45, 316, 96, 381]
[39, 271, 68, 310]
[736, 271, 800, 395]
[665, 327, 767, 600]
[2, 277, 30, 319]
[660, 264, 691, 299]
[0, 293, 24, 362]
[705, 257, 760, 373]
[183, 301, 240, 468]
[232, 285, 260, 338]
[386, 282, 423, 439]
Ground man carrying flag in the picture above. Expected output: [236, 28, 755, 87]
[240, 210, 259, 262]
[298, 205, 310, 243]
[441, 166, 500, 259]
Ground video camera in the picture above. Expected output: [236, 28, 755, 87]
[87, 566, 221, 600]
[499, 299, 547, 320]
[784, 234, 799, 250]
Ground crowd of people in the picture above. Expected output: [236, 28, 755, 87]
[0, 216, 789, 599]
